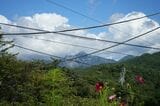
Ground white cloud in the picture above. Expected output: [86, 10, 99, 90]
[0, 13, 106, 59]
[16, 13, 69, 31]
[0, 15, 10, 23]
[109, 13, 125, 22]
[0, 12, 160, 60]
[107, 12, 160, 59]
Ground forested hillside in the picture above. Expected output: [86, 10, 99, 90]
[1, 0, 160, 105]
[0, 50, 160, 105]
[78, 52, 160, 105]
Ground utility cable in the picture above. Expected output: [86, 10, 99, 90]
[1, 23, 160, 50]
[65, 27, 160, 61]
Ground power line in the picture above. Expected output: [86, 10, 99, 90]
[12, 26, 154, 64]
[13, 44, 90, 65]
[1, 3, 159, 64]
[17, 36, 134, 56]
[3, 28, 160, 66]
[2, 34, 134, 56]
[44, 0, 156, 45]
[0, 22, 45, 32]
[65, 27, 160, 61]
[20, 35, 160, 54]
[1, 23, 136, 65]
[0, 13, 158, 63]
[1, 11, 160, 35]
[11, 35, 160, 99]
[0, 22, 137, 56]
[14, 44, 61, 59]
[1, 23, 160, 51]
[45, 0, 101, 24]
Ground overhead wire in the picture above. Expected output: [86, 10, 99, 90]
[65, 27, 160, 61]
[1, 1, 159, 96]
[44, 0, 159, 58]
[35, 1, 160, 98]
[1, 11, 160, 64]
[1, 11, 160, 54]
[1, 23, 160, 65]
[13, 43, 153, 98]
[0, 35, 91, 65]
[13, 44, 90, 65]
[1, 11, 160, 35]
[0, 23, 138, 65]
[44, 0, 156, 45]
[19, 36, 134, 56]
[1, 23, 160, 51]
[7, 27, 154, 64]
[0, 22, 141, 56]
[45, 0, 101, 24]
[13, 44, 60, 59]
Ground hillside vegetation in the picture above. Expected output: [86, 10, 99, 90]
[0, 52, 160, 106]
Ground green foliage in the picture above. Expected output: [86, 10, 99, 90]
[41, 69, 72, 105]
[0, 49, 160, 105]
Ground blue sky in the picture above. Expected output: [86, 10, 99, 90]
[0, 0, 160, 60]
[0, 0, 160, 27]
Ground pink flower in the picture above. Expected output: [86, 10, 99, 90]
[95, 82, 104, 92]
[108, 94, 116, 101]
[135, 75, 145, 84]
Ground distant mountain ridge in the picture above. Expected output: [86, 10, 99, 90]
[18, 51, 138, 68]
[60, 51, 116, 68]
[119, 55, 135, 62]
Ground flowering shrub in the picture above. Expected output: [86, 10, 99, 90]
[108, 94, 116, 101]
[95, 82, 118, 106]
[95, 82, 104, 92]
[135, 75, 145, 84]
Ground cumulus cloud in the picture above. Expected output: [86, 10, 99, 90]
[0, 12, 160, 60]
[0, 13, 107, 59]
[107, 12, 160, 59]
[0, 15, 10, 23]
[109, 13, 125, 22]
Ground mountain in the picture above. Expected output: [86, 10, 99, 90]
[119, 55, 135, 62]
[77, 52, 160, 105]
[17, 51, 116, 68]
[60, 51, 116, 68]
[123, 52, 160, 70]
[17, 54, 51, 61]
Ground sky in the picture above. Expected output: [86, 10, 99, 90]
[0, 0, 160, 26]
[0, 0, 160, 60]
